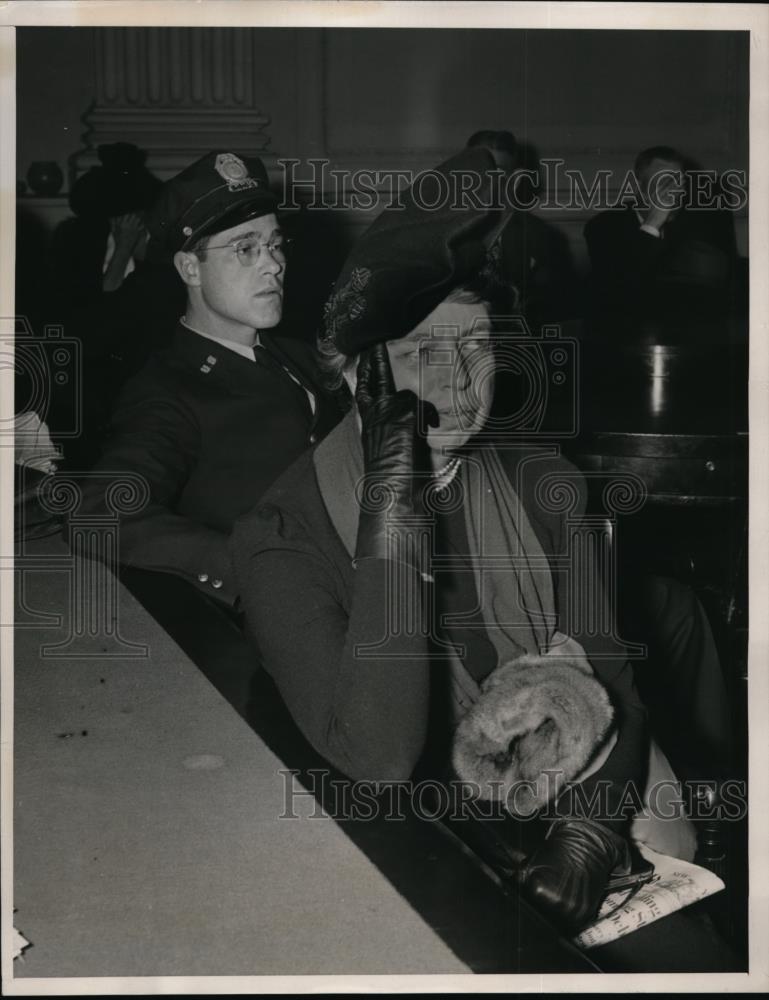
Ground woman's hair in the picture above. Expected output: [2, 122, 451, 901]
[316, 272, 513, 392]
[316, 327, 356, 393]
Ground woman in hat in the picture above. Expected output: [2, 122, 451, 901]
[232, 148, 659, 933]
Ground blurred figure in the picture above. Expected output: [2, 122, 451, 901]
[53, 145, 185, 468]
[52, 143, 163, 319]
[466, 130, 579, 325]
[466, 128, 518, 172]
[584, 145, 739, 330]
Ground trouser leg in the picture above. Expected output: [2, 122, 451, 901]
[620, 574, 733, 778]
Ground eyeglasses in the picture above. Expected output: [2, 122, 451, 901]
[198, 234, 291, 268]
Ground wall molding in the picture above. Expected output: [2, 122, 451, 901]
[72, 28, 272, 182]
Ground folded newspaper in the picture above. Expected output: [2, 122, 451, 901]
[575, 844, 725, 949]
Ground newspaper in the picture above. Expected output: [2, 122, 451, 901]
[575, 845, 725, 949]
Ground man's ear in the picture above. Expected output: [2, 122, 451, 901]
[174, 250, 201, 288]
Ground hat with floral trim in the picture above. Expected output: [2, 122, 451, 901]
[324, 147, 512, 354]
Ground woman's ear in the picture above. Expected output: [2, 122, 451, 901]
[173, 250, 201, 287]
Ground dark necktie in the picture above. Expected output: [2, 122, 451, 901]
[254, 344, 313, 418]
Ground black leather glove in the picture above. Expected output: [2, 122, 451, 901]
[354, 343, 437, 565]
[517, 817, 633, 932]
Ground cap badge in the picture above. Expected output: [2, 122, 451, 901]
[214, 152, 260, 192]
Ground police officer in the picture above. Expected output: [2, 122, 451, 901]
[79, 150, 341, 607]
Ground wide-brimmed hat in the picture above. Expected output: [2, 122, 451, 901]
[324, 147, 512, 355]
[146, 150, 278, 256]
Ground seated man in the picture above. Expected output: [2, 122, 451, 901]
[584, 144, 738, 327]
[75, 150, 341, 607]
[232, 148, 686, 933]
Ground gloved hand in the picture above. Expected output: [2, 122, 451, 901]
[517, 817, 632, 931]
[354, 343, 437, 565]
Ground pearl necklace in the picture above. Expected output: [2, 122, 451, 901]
[417, 457, 462, 585]
[432, 455, 462, 492]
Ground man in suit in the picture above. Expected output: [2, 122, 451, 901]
[582, 146, 737, 784]
[76, 150, 341, 608]
[584, 145, 738, 328]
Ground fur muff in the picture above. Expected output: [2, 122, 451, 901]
[451, 654, 615, 817]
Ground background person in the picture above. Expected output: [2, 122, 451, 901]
[583, 144, 739, 328]
[52, 142, 164, 318]
[51, 143, 185, 468]
[466, 129, 579, 325]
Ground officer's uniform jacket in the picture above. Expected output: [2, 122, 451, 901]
[83, 321, 341, 606]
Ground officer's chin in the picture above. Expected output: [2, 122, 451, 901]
[252, 299, 283, 329]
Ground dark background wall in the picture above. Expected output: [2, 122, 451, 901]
[16, 27, 749, 268]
